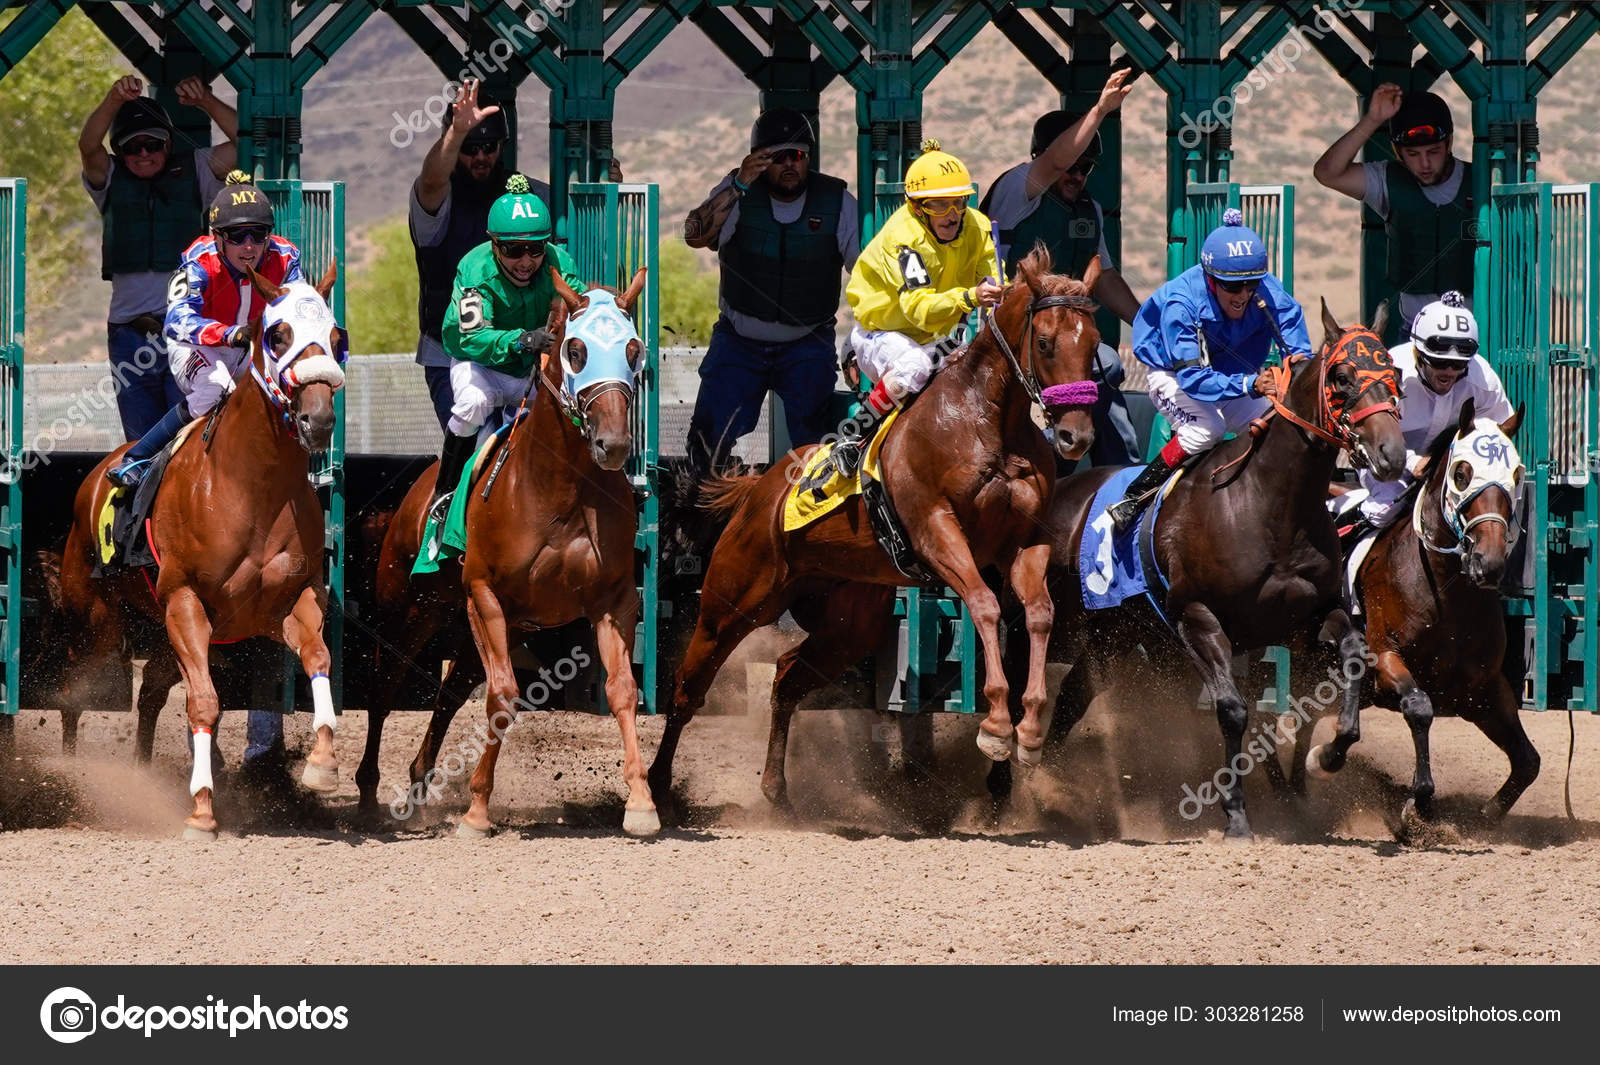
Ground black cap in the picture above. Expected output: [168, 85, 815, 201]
[444, 98, 509, 144]
[1389, 90, 1453, 146]
[751, 108, 816, 152]
[1030, 110, 1102, 160]
[110, 97, 174, 151]
[208, 171, 275, 230]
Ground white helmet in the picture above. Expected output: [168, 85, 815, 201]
[1410, 291, 1479, 362]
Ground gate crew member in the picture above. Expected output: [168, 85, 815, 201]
[682, 108, 859, 474]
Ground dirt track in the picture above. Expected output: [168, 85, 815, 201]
[2, 656, 1598, 965]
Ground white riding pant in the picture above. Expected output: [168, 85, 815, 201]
[850, 324, 947, 402]
[449, 359, 530, 438]
[1146, 369, 1270, 455]
[1354, 467, 1416, 526]
[170, 341, 248, 416]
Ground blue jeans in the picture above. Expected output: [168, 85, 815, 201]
[108, 322, 182, 441]
[245, 711, 284, 764]
[423, 363, 454, 434]
[687, 319, 838, 472]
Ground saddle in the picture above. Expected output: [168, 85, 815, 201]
[93, 419, 204, 576]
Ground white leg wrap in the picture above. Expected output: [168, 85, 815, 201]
[311, 673, 336, 732]
[190, 728, 214, 796]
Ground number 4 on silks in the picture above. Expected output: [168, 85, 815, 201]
[898, 247, 931, 288]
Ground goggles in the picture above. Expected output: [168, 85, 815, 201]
[1393, 123, 1447, 147]
[1417, 334, 1478, 359]
[220, 225, 271, 246]
[495, 239, 547, 261]
[1212, 276, 1261, 295]
[916, 196, 966, 219]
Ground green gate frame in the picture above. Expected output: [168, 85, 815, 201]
[0, 178, 22, 718]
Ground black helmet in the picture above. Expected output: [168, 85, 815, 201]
[1389, 90, 1453, 147]
[110, 97, 174, 152]
[1030, 110, 1102, 160]
[207, 170, 275, 231]
[751, 107, 816, 153]
[444, 97, 509, 144]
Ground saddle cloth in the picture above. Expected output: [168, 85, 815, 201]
[782, 407, 901, 532]
[412, 411, 526, 576]
[1077, 463, 1185, 612]
[93, 418, 203, 576]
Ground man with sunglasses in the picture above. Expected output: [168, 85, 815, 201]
[982, 70, 1140, 467]
[423, 175, 587, 531]
[81, 76, 239, 440]
[411, 79, 551, 433]
[683, 108, 858, 474]
[1107, 210, 1310, 531]
[1314, 86, 1473, 344]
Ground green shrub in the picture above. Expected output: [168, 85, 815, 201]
[657, 239, 719, 346]
[346, 216, 418, 354]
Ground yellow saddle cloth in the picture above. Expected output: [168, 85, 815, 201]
[95, 418, 203, 566]
[781, 407, 901, 533]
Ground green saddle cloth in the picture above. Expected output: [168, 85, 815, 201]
[411, 417, 520, 576]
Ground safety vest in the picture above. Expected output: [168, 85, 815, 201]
[414, 167, 506, 341]
[998, 187, 1101, 281]
[718, 173, 847, 329]
[1385, 159, 1475, 299]
[99, 149, 204, 280]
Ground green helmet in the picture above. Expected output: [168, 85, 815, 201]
[487, 173, 552, 239]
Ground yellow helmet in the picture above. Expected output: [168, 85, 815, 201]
[903, 139, 972, 199]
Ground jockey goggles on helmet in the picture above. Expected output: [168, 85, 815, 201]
[1416, 334, 1478, 359]
[1211, 276, 1260, 294]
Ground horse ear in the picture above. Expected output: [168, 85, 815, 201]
[1080, 253, 1103, 293]
[246, 263, 287, 304]
[549, 265, 584, 313]
[617, 267, 648, 314]
[315, 262, 337, 304]
[1319, 297, 1341, 349]
[1457, 396, 1477, 437]
[546, 294, 569, 333]
[1500, 403, 1524, 440]
[1371, 299, 1390, 343]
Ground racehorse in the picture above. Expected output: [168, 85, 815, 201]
[648, 248, 1106, 808]
[59, 266, 346, 839]
[1303, 398, 1538, 823]
[997, 302, 1408, 839]
[355, 268, 654, 836]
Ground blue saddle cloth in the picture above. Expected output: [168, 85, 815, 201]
[1079, 466, 1168, 612]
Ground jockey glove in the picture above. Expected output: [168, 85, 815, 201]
[225, 326, 250, 349]
[516, 327, 555, 358]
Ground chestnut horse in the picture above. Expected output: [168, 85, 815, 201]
[996, 303, 1408, 839]
[59, 267, 345, 839]
[1304, 399, 1538, 822]
[355, 268, 653, 836]
[648, 249, 1105, 807]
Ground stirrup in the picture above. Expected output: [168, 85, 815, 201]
[107, 457, 151, 489]
[831, 439, 863, 479]
[427, 490, 454, 527]
[1107, 493, 1148, 533]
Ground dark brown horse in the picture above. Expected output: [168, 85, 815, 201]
[355, 268, 654, 836]
[1304, 398, 1538, 822]
[59, 267, 345, 838]
[648, 249, 1105, 807]
[1002, 303, 1408, 839]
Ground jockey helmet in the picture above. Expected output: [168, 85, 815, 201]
[444, 97, 508, 144]
[1390, 90, 1453, 148]
[751, 108, 816, 153]
[1200, 208, 1268, 282]
[1410, 291, 1479, 362]
[1029, 110, 1102, 161]
[110, 97, 174, 152]
[487, 173, 552, 239]
[208, 170, 275, 231]
[904, 139, 973, 200]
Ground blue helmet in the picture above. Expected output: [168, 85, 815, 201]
[1200, 208, 1269, 282]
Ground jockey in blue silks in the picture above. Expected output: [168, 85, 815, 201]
[1107, 208, 1312, 530]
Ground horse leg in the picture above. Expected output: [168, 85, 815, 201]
[1468, 677, 1541, 821]
[165, 588, 220, 839]
[135, 648, 182, 764]
[1366, 651, 1436, 822]
[1305, 613, 1369, 778]
[1177, 604, 1254, 840]
[459, 584, 518, 837]
[920, 520, 1013, 761]
[762, 628, 858, 808]
[357, 602, 452, 812]
[60, 710, 82, 756]
[1007, 544, 1054, 766]
[410, 652, 484, 790]
[595, 606, 657, 837]
[283, 586, 339, 793]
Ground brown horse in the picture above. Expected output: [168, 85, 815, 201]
[356, 268, 654, 836]
[59, 267, 345, 839]
[1304, 398, 1538, 823]
[648, 248, 1105, 808]
[996, 303, 1408, 839]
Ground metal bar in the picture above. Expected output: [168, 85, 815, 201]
[688, 4, 765, 77]
[293, 0, 377, 89]
[911, 0, 989, 91]
[1527, 1, 1571, 42]
[822, 0, 877, 47]
[605, 0, 704, 92]
[910, 0, 957, 44]
[0, 179, 24, 714]
[1089, 1, 1183, 94]
[159, 0, 254, 91]
[774, 0, 872, 91]
[1219, 4, 1297, 90]
[1392, 0, 1489, 96]
[992, 6, 1073, 91]
[602, 0, 648, 40]
[1529, 5, 1600, 93]
[290, 0, 335, 41]
[1220, 0, 1263, 43]
[1132, 0, 1185, 43]
[80, 2, 164, 82]
[1439, 0, 1492, 46]
[0, 0, 75, 77]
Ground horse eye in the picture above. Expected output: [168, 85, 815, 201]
[270, 326, 291, 355]
[625, 338, 643, 371]
[1451, 461, 1472, 490]
[565, 338, 588, 373]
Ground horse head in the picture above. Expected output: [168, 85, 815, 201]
[1434, 397, 1526, 588]
[249, 262, 345, 453]
[1000, 245, 1103, 461]
[550, 266, 646, 471]
[1311, 298, 1406, 479]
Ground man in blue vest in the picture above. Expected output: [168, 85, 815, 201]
[1314, 85, 1473, 345]
[682, 108, 859, 473]
[411, 79, 550, 432]
[80, 76, 238, 440]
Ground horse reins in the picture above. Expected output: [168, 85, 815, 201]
[981, 291, 1101, 412]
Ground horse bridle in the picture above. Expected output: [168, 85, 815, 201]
[1254, 324, 1401, 464]
[1415, 464, 1523, 557]
[982, 290, 1102, 412]
[540, 357, 634, 442]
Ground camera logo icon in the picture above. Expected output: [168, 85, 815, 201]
[40, 987, 98, 1043]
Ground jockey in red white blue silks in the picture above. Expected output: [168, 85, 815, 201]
[1106, 208, 1311, 530]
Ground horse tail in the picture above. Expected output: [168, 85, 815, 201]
[699, 472, 764, 517]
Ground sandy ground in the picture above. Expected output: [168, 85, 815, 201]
[2, 651, 1598, 965]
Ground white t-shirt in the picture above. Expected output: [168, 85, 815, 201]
[983, 163, 1114, 272]
[83, 145, 225, 323]
[1361, 157, 1472, 325]
[708, 173, 860, 343]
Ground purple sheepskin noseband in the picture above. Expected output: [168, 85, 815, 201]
[1040, 381, 1100, 408]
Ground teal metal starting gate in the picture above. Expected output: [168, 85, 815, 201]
[1488, 182, 1600, 712]
[0, 179, 22, 718]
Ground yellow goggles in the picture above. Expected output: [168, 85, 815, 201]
[915, 196, 966, 218]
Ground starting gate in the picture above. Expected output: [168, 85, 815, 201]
[0, 179, 22, 717]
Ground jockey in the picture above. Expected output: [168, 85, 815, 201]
[836, 139, 1000, 477]
[1340, 291, 1512, 530]
[426, 173, 588, 525]
[1107, 208, 1311, 530]
[108, 171, 303, 487]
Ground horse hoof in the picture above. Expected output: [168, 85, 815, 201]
[623, 807, 661, 837]
[301, 762, 339, 794]
[455, 820, 493, 840]
[1223, 829, 1254, 845]
[182, 825, 217, 842]
[1304, 745, 1336, 781]
[1012, 742, 1043, 769]
[975, 729, 1015, 762]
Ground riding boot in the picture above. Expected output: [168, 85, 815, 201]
[428, 431, 478, 526]
[832, 380, 898, 480]
[108, 401, 191, 488]
[1107, 437, 1187, 532]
